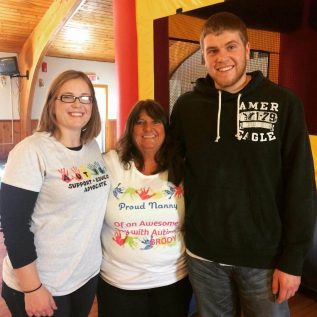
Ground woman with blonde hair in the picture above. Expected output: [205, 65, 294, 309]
[1, 70, 110, 317]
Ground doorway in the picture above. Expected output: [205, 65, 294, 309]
[94, 84, 108, 153]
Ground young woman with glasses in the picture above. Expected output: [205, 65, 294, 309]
[0, 70, 110, 317]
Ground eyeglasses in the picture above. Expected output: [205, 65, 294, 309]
[55, 95, 93, 104]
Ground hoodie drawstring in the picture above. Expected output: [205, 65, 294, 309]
[214, 91, 222, 142]
[235, 93, 242, 140]
[214, 91, 242, 142]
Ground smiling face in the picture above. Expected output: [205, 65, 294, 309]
[132, 110, 165, 157]
[203, 30, 250, 93]
[54, 78, 92, 137]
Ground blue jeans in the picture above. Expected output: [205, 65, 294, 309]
[187, 256, 290, 317]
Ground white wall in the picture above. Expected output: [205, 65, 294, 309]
[33, 56, 118, 119]
[0, 53, 118, 120]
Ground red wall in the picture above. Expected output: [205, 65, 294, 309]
[279, 0, 317, 134]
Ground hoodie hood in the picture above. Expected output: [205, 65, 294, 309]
[193, 71, 266, 142]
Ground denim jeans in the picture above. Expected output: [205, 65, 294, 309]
[187, 256, 290, 317]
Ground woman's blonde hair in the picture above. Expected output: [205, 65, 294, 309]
[37, 70, 101, 144]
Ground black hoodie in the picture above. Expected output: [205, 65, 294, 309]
[170, 71, 316, 275]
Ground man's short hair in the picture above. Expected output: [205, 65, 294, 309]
[200, 12, 249, 49]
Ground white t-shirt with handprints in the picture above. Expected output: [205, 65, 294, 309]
[100, 150, 187, 290]
[2, 132, 110, 295]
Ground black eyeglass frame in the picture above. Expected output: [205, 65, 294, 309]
[55, 95, 93, 104]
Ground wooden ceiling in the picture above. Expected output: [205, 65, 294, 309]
[0, 0, 52, 53]
[0, 0, 115, 62]
[0, 0, 201, 78]
[2, 0, 309, 71]
[0, 0, 201, 70]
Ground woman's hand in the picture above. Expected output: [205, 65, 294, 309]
[14, 261, 57, 316]
[25, 285, 57, 317]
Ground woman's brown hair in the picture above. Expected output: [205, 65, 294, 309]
[116, 99, 183, 185]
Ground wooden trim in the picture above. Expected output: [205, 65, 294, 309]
[18, 0, 85, 139]
[0, 119, 38, 160]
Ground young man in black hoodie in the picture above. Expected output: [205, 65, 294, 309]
[170, 11, 316, 317]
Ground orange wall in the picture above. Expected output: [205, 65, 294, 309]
[310, 135, 317, 183]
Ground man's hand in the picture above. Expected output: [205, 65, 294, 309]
[272, 269, 301, 304]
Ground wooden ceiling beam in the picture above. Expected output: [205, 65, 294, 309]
[18, 0, 86, 139]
